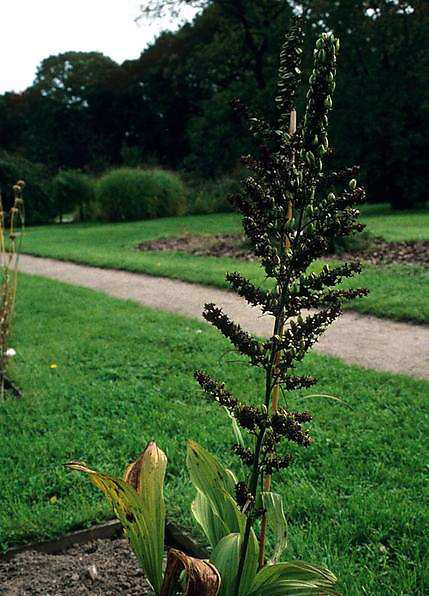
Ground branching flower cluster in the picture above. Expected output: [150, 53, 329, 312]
[193, 18, 368, 585]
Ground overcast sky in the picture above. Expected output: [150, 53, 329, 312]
[0, 1, 198, 94]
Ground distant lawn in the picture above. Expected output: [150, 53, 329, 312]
[21, 206, 429, 324]
[0, 274, 428, 596]
[359, 203, 429, 241]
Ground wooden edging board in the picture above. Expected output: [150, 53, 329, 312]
[0, 519, 208, 562]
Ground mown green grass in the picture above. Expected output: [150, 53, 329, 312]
[22, 205, 429, 323]
[359, 203, 429, 241]
[1, 274, 428, 596]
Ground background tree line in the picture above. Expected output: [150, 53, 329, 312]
[0, 0, 427, 210]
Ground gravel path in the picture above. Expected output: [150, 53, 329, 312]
[18, 254, 429, 380]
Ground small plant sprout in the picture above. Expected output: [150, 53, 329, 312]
[69, 19, 368, 596]
[0, 180, 25, 399]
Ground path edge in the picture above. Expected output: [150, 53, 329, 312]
[0, 519, 208, 562]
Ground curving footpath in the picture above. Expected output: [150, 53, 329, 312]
[18, 254, 429, 381]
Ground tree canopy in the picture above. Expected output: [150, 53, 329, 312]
[0, 0, 427, 207]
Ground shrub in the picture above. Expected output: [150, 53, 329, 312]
[328, 228, 374, 255]
[51, 170, 95, 222]
[120, 144, 145, 168]
[0, 151, 54, 225]
[188, 176, 242, 214]
[95, 167, 188, 222]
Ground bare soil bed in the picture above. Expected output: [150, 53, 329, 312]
[138, 234, 429, 266]
[0, 538, 151, 596]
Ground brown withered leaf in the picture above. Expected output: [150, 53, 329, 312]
[124, 452, 144, 493]
[160, 548, 221, 596]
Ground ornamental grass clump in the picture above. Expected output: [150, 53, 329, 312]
[69, 20, 368, 596]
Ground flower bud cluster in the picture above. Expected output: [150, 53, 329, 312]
[194, 370, 238, 409]
[232, 444, 254, 467]
[271, 408, 313, 447]
[276, 18, 304, 128]
[235, 481, 253, 509]
[203, 303, 267, 367]
[226, 272, 275, 313]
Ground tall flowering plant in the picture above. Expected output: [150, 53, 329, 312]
[70, 20, 367, 596]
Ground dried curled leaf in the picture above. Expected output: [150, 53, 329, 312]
[160, 548, 221, 596]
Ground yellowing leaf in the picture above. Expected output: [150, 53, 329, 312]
[68, 441, 167, 594]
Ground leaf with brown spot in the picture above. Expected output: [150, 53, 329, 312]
[67, 442, 167, 594]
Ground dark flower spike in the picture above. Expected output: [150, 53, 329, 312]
[203, 303, 267, 367]
[276, 18, 304, 128]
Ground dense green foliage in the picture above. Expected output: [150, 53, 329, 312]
[1, 273, 428, 596]
[51, 169, 95, 222]
[187, 175, 241, 213]
[21, 209, 429, 323]
[0, 2, 427, 208]
[0, 151, 54, 224]
[95, 167, 187, 222]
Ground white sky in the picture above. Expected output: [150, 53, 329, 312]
[0, 1, 198, 94]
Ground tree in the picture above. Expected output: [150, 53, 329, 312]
[17, 52, 128, 170]
[139, 0, 292, 89]
[33, 51, 119, 104]
[294, 0, 429, 207]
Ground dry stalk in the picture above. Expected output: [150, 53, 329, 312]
[0, 181, 25, 399]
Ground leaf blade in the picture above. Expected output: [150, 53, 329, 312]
[191, 489, 229, 549]
[187, 440, 244, 536]
[68, 442, 167, 594]
[210, 531, 259, 596]
[247, 561, 338, 596]
[160, 548, 220, 596]
[261, 491, 288, 563]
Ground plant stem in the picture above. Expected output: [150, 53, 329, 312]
[235, 109, 300, 593]
[257, 109, 297, 568]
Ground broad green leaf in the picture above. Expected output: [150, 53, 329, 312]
[261, 492, 288, 563]
[247, 561, 338, 596]
[191, 489, 229, 548]
[68, 442, 167, 595]
[210, 531, 259, 596]
[187, 440, 244, 535]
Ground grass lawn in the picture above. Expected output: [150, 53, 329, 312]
[22, 204, 429, 324]
[359, 203, 429, 241]
[0, 273, 428, 596]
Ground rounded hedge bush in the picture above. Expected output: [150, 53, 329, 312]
[95, 168, 187, 222]
[51, 170, 95, 222]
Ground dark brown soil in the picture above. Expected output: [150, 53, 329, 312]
[0, 538, 152, 596]
[137, 234, 429, 266]
[139, 234, 258, 262]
